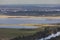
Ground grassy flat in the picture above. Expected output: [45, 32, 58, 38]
[0, 28, 39, 39]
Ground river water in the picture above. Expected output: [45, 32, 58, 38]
[39, 32, 60, 40]
[0, 18, 60, 24]
[0, 18, 60, 29]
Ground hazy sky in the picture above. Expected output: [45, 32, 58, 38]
[0, 0, 60, 5]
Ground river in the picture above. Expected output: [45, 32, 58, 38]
[39, 32, 60, 40]
[0, 18, 60, 24]
[0, 18, 60, 28]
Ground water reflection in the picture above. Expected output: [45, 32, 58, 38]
[0, 18, 60, 24]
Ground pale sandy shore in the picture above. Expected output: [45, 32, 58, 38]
[0, 15, 60, 19]
[0, 24, 60, 27]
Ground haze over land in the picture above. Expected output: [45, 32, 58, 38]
[0, 0, 60, 5]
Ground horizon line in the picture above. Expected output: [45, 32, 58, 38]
[0, 4, 60, 5]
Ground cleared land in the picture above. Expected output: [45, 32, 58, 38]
[0, 24, 60, 40]
[0, 28, 41, 40]
[0, 23, 60, 40]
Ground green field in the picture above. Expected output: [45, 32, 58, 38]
[0, 25, 59, 38]
[0, 23, 60, 40]
[0, 28, 40, 39]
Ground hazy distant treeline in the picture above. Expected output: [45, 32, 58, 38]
[0, 5, 60, 16]
[0, 11, 60, 16]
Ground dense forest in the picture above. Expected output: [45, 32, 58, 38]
[0, 5, 60, 16]
[0, 11, 60, 16]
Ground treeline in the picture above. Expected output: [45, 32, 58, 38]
[1, 11, 60, 16]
